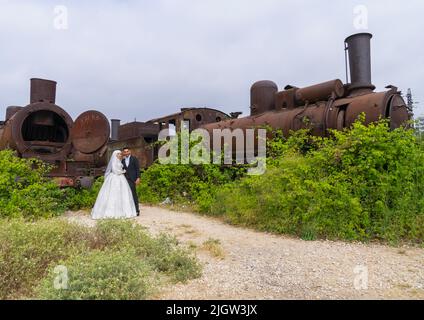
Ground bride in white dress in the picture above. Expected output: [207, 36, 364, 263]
[91, 150, 137, 220]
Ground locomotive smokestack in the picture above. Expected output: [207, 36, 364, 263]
[30, 78, 57, 104]
[111, 119, 120, 141]
[344, 33, 375, 94]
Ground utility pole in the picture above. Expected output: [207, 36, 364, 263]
[406, 88, 424, 136]
[406, 88, 414, 116]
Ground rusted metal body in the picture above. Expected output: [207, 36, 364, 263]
[200, 33, 410, 156]
[71, 110, 110, 154]
[146, 107, 231, 132]
[295, 79, 345, 105]
[0, 78, 110, 188]
[30, 78, 57, 104]
[107, 137, 156, 169]
[5, 106, 23, 121]
[275, 79, 345, 110]
[202, 86, 408, 136]
[107, 107, 231, 168]
[250, 81, 278, 116]
[0, 101, 74, 161]
[118, 121, 159, 141]
[107, 121, 160, 168]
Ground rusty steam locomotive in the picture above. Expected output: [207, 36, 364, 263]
[0, 78, 111, 188]
[0, 33, 411, 187]
[201, 33, 410, 141]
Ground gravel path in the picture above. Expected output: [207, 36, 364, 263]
[64, 205, 424, 300]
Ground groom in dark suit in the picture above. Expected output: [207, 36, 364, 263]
[121, 147, 140, 216]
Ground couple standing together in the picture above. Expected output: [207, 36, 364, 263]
[91, 147, 141, 220]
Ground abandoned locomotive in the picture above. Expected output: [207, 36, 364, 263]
[200, 33, 410, 147]
[0, 78, 110, 188]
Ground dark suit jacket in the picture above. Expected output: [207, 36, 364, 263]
[122, 155, 140, 182]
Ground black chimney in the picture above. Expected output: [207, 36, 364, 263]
[111, 119, 120, 141]
[344, 33, 375, 94]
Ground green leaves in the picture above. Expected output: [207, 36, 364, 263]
[0, 150, 65, 218]
[121, 117, 424, 243]
[0, 149, 110, 217]
[136, 162, 246, 211]
[206, 118, 424, 243]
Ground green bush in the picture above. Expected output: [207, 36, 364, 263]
[62, 176, 104, 210]
[137, 129, 247, 207]
[137, 162, 245, 209]
[0, 150, 65, 218]
[0, 219, 87, 298]
[137, 117, 424, 243]
[36, 249, 154, 300]
[0, 149, 109, 217]
[0, 150, 50, 196]
[93, 220, 201, 283]
[0, 219, 201, 299]
[207, 118, 424, 243]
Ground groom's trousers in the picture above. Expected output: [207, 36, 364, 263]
[127, 179, 139, 213]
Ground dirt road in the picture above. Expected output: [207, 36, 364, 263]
[64, 205, 424, 300]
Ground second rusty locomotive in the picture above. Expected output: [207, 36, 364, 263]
[201, 33, 410, 146]
[0, 78, 111, 188]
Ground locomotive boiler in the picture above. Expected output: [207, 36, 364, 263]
[200, 33, 411, 152]
[0, 78, 111, 188]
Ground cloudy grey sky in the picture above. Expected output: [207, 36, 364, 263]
[0, 0, 423, 124]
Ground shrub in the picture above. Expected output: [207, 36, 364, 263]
[0, 219, 201, 299]
[0, 150, 50, 197]
[0, 149, 108, 217]
[62, 176, 104, 210]
[93, 220, 201, 283]
[0, 219, 88, 298]
[0, 150, 65, 218]
[137, 162, 245, 209]
[207, 118, 424, 243]
[138, 118, 424, 243]
[36, 249, 154, 300]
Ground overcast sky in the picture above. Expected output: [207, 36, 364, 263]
[0, 0, 423, 124]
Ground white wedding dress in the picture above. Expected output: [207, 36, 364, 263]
[91, 150, 137, 220]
